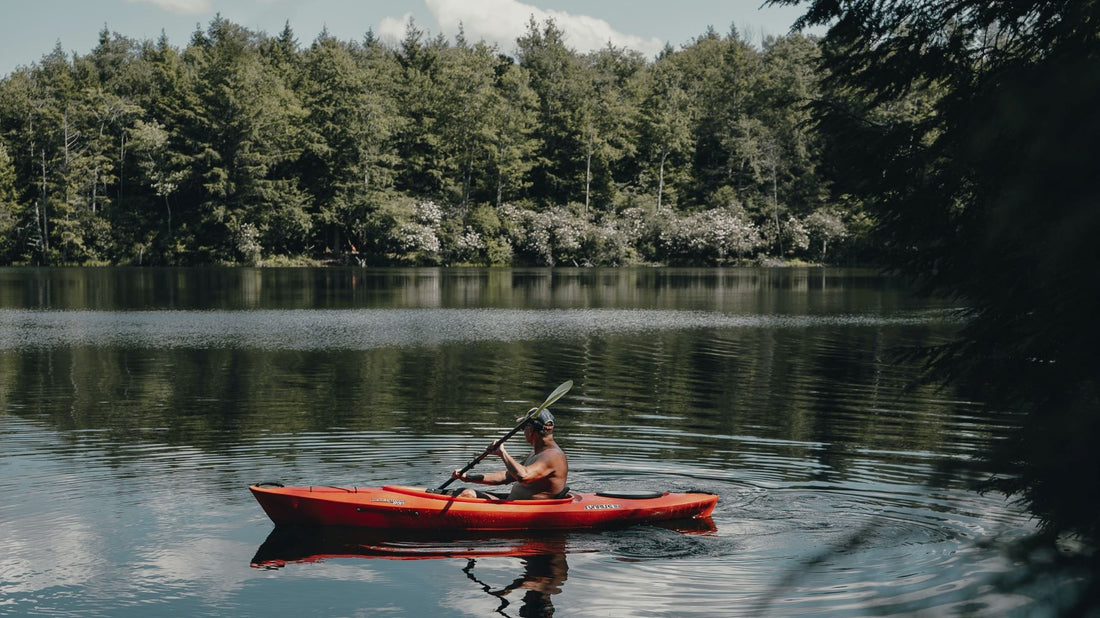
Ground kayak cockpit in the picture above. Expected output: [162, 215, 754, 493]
[382, 485, 576, 505]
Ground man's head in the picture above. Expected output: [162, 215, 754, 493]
[530, 409, 554, 432]
[520, 408, 555, 437]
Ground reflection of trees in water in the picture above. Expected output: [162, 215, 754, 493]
[462, 552, 568, 617]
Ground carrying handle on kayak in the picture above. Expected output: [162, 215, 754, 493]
[437, 380, 572, 491]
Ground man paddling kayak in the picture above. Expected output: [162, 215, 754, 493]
[451, 409, 568, 500]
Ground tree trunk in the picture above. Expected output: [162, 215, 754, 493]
[657, 148, 668, 211]
[164, 195, 172, 237]
[118, 132, 126, 208]
[585, 150, 592, 214]
[772, 159, 782, 255]
[40, 150, 49, 255]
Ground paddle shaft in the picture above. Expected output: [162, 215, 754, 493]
[437, 426, 523, 490]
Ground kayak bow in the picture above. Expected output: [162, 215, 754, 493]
[250, 484, 717, 530]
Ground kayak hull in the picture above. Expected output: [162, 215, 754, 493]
[250, 484, 717, 530]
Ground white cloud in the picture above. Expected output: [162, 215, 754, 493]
[378, 12, 417, 44]
[125, 0, 213, 15]
[419, 0, 666, 57]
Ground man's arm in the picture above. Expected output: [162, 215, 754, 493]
[453, 469, 512, 485]
[496, 446, 555, 484]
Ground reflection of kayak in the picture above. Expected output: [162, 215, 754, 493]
[250, 526, 575, 567]
[250, 518, 717, 568]
[250, 484, 718, 530]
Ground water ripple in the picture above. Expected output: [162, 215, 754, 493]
[0, 307, 955, 350]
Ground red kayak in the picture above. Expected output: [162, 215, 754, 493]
[250, 483, 718, 530]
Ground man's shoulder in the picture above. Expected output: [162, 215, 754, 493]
[536, 443, 565, 458]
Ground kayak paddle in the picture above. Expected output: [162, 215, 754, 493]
[437, 380, 573, 491]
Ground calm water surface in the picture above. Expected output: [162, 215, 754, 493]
[0, 267, 1051, 615]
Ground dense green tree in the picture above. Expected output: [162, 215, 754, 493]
[0, 70, 44, 262]
[181, 16, 310, 262]
[483, 60, 539, 207]
[128, 33, 195, 262]
[754, 34, 825, 217]
[299, 31, 399, 255]
[575, 45, 643, 212]
[126, 117, 178, 262]
[674, 27, 760, 204]
[0, 143, 22, 258]
[437, 37, 503, 210]
[393, 20, 456, 199]
[638, 52, 693, 211]
[516, 17, 584, 205]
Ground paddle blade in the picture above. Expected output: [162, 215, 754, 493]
[537, 380, 573, 413]
[517, 380, 574, 423]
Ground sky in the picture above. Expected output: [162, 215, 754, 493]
[0, 0, 821, 77]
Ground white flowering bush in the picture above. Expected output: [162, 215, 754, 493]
[782, 215, 810, 256]
[356, 197, 445, 265]
[658, 208, 763, 264]
[757, 214, 811, 258]
[804, 208, 848, 259]
[586, 217, 637, 265]
[449, 227, 485, 264]
[498, 203, 549, 265]
[395, 221, 441, 256]
[349, 196, 835, 267]
[497, 204, 598, 265]
[233, 221, 262, 265]
[414, 200, 443, 226]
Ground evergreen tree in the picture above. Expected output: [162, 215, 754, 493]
[484, 59, 539, 207]
[0, 142, 23, 260]
[300, 30, 399, 255]
[516, 17, 583, 205]
[638, 52, 693, 211]
[575, 45, 643, 212]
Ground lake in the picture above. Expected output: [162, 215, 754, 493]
[0, 267, 1055, 615]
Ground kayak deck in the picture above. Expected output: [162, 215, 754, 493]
[250, 484, 717, 530]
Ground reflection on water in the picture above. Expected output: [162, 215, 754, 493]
[252, 527, 573, 616]
[0, 266, 945, 312]
[464, 553, 568, 616]
[0, 267, 1064, 615]
[251, 521, 719, 616]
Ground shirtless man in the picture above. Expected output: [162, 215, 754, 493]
[451, 409, 568, 500]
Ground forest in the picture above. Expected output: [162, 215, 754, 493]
[0, 16, 853, 267]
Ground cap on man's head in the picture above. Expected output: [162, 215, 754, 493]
[519, 408, 555, 430]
